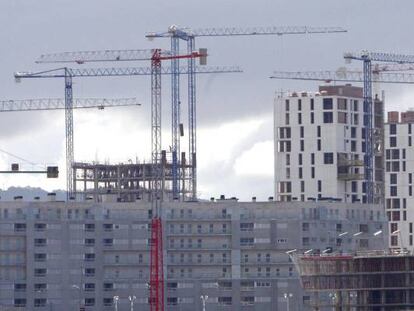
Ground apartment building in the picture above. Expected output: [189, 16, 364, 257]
[385, 110, 414, 250]
[0, 199, 386, 311]
[274, 84, 384, 204]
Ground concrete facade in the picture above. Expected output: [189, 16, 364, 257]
[274, 85, 384, 204]
[385, 110, 414, 250]
[0, 200, 386, 311]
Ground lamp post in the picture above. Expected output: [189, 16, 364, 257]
[71, 285, 81, 311]
[283, 293, 293, 311]
[200, 295, 208, 311]
[113, 296, 119, 311]
[129, 295, 136, 311]
[329, 292, 337, 311]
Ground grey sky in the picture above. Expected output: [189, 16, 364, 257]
[0, 0, 414, 200]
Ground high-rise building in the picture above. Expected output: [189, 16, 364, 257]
[385, 110, 414, 250]
[274, 84, 384, 204]
[0, 199, 386, 311]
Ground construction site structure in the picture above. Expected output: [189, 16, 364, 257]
[291, 250, 414, 311]
[14, 64, 240, 202]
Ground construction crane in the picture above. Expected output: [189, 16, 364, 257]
[270, 70, 414, 84]
[15, 64, 240, 200]
[342, 52, 414, 204]
[271, 66, 414, 204]
[0, 97, 140, 200]
[146, 25, 348, 200]
[0, 97, 140, 111]
[35, 49, 240, 201]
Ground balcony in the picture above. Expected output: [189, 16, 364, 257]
[337, 173, 364, 181]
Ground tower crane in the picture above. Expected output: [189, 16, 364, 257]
[271, 65, 414, 204]
[0, 97, 139, 184]
[36, 47, 231, 201]
[15, 63, 241, 200]
[342, 52, 414, 204]
[146, 25, 348, 200]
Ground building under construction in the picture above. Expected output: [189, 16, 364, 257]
[292, 251, 414, 310]
[72, 151, 194, 202]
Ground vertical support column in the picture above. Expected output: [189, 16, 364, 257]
[150, 50, 165, 311]
[64, 69, 74, 201]
[187, 37, 197, 201]
[363, 58, 374, 204]
[171, 37, 180, 200]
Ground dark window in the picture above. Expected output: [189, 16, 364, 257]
[362, 128, 366, 139]
[285, 100, 289, 111]
[323, 112, 333, 123]
[409, 123, 412, 134]
[386, 149, 390, 160]
[323, 98, 333, 110]
[311, 167, 315, 178]
[318, 180, 322, 192]
[351, 181, 357, 193]
[324, 153, 334, 164]
[298, 113, 302, 124]
[310, 98, 314, 110]
[300, 140, 304, 152]
[390, 174, 397, 184]
[392, 149, 399, 159]
[390, 136, 397, 147]
[317, 126, 321, 137]
[298, 154, 303, 165]
[409, 173, 412, 184]
[410, 136, 412, 147]
[298, 99, 302, 111]
[351, 127, 357, 138]
[310, 112, 314, 124]
[299, 167, 303, 179]
[390, 186, 397, 197]
[317, 140, 322, 151]
[311, 153, 315, 165]
[300, 126, 304, 138]
[351, 141, 357, 152]
[301, 181, 305, 192]
[389, 124, 397, 135]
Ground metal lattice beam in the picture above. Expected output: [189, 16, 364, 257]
[146, 25, 347, 38]
[0, 98, 140, 112]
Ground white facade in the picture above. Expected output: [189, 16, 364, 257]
[274, 85, 384, 204]
[384, 112, 414, 250]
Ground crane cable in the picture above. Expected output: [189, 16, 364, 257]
[0, 148, 44, 169]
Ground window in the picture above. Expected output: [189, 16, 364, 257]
[34, 269, 47, 277]
[34, 284, 46, 291]
[103, 223, 113, 231]
[310, 112, 314, 124]
[338, 112, 347, 124]
[84, 238, 95, 246]
[317, 126, 321, 137]
[390, 174, 397, 184]
[323, 98, 333, 110]
[34, 299, 47, 308]
[34, 239, 46, 247]
[285, 99, 289, 111]
[390, 186, 397, 197]
[302, 223, 309, 231]
[351, 127, 357, 138]
[14, 299, 26, 307]
[84, 268, 95, 277]
[324, 153, 334, 164]
[300, 140, 304, 151]
[85, 298, 95, 306]
[389, 124, 397, 135]
[14, 223, 26, 232]
[298, 113, 302, 124]
[103, 283, 114, 291]
[390, 136, 397, 147]
[311, 167, 315, 179]
[103, 298, 113, 306]
[14, 283, 26, 292]
[84, 224, 95, 232]
[84, 253, 95, 262]
[300, 126, 304, 138]
[318, 180, 322, 192]
[317, 139, 321, 151]
[103, 238, 113, 246]
[310, 98, 314, 110]
[34, 253, 46, 262]
[84, 283, 95, 292]
[323, 112, 333, 123]
[34, 223, 46, 231]
[338, 98, 347, 110]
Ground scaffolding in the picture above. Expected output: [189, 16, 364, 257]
[72, 151, 193, 202]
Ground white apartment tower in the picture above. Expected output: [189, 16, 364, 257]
[385, 110, 414, 250]
[274, 84, 384, 204]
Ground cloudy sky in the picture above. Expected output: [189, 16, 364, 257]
[0, 0, 414, 201]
